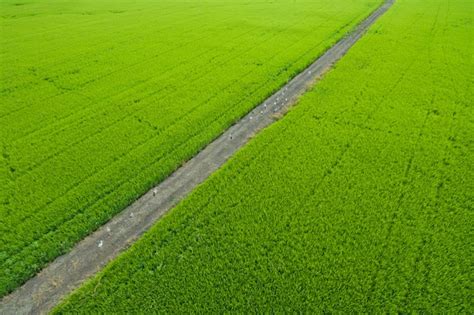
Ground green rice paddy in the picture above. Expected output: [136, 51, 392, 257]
[0, 0, 383, 295]
[54, 0, 473, 312]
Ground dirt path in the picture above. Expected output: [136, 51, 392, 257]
[0, 1, 394, 313]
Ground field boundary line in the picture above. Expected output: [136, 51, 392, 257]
[0, 0, 394, 313]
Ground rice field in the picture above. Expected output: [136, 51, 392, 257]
[0, 0, 384, 295]
[53, 0, 473, 312]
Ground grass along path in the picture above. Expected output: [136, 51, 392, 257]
[54, 0, 472, 312]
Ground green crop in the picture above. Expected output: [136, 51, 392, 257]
[54, 0, 473, 312]
[0, 0, 383, 296]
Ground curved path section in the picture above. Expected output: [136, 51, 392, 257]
[0, 0, 394, 313]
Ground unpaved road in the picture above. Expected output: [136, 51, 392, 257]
[0, 0, 394, 313]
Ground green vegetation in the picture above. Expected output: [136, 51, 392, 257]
[0, 0, 383, 295]
[54, 0, 473, 312]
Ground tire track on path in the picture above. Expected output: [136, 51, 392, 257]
[0, 0, 394, 313]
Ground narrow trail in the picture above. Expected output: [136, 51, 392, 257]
[0, 1, 394, 313]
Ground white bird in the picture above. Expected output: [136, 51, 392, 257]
[98, 240, 103, 248]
